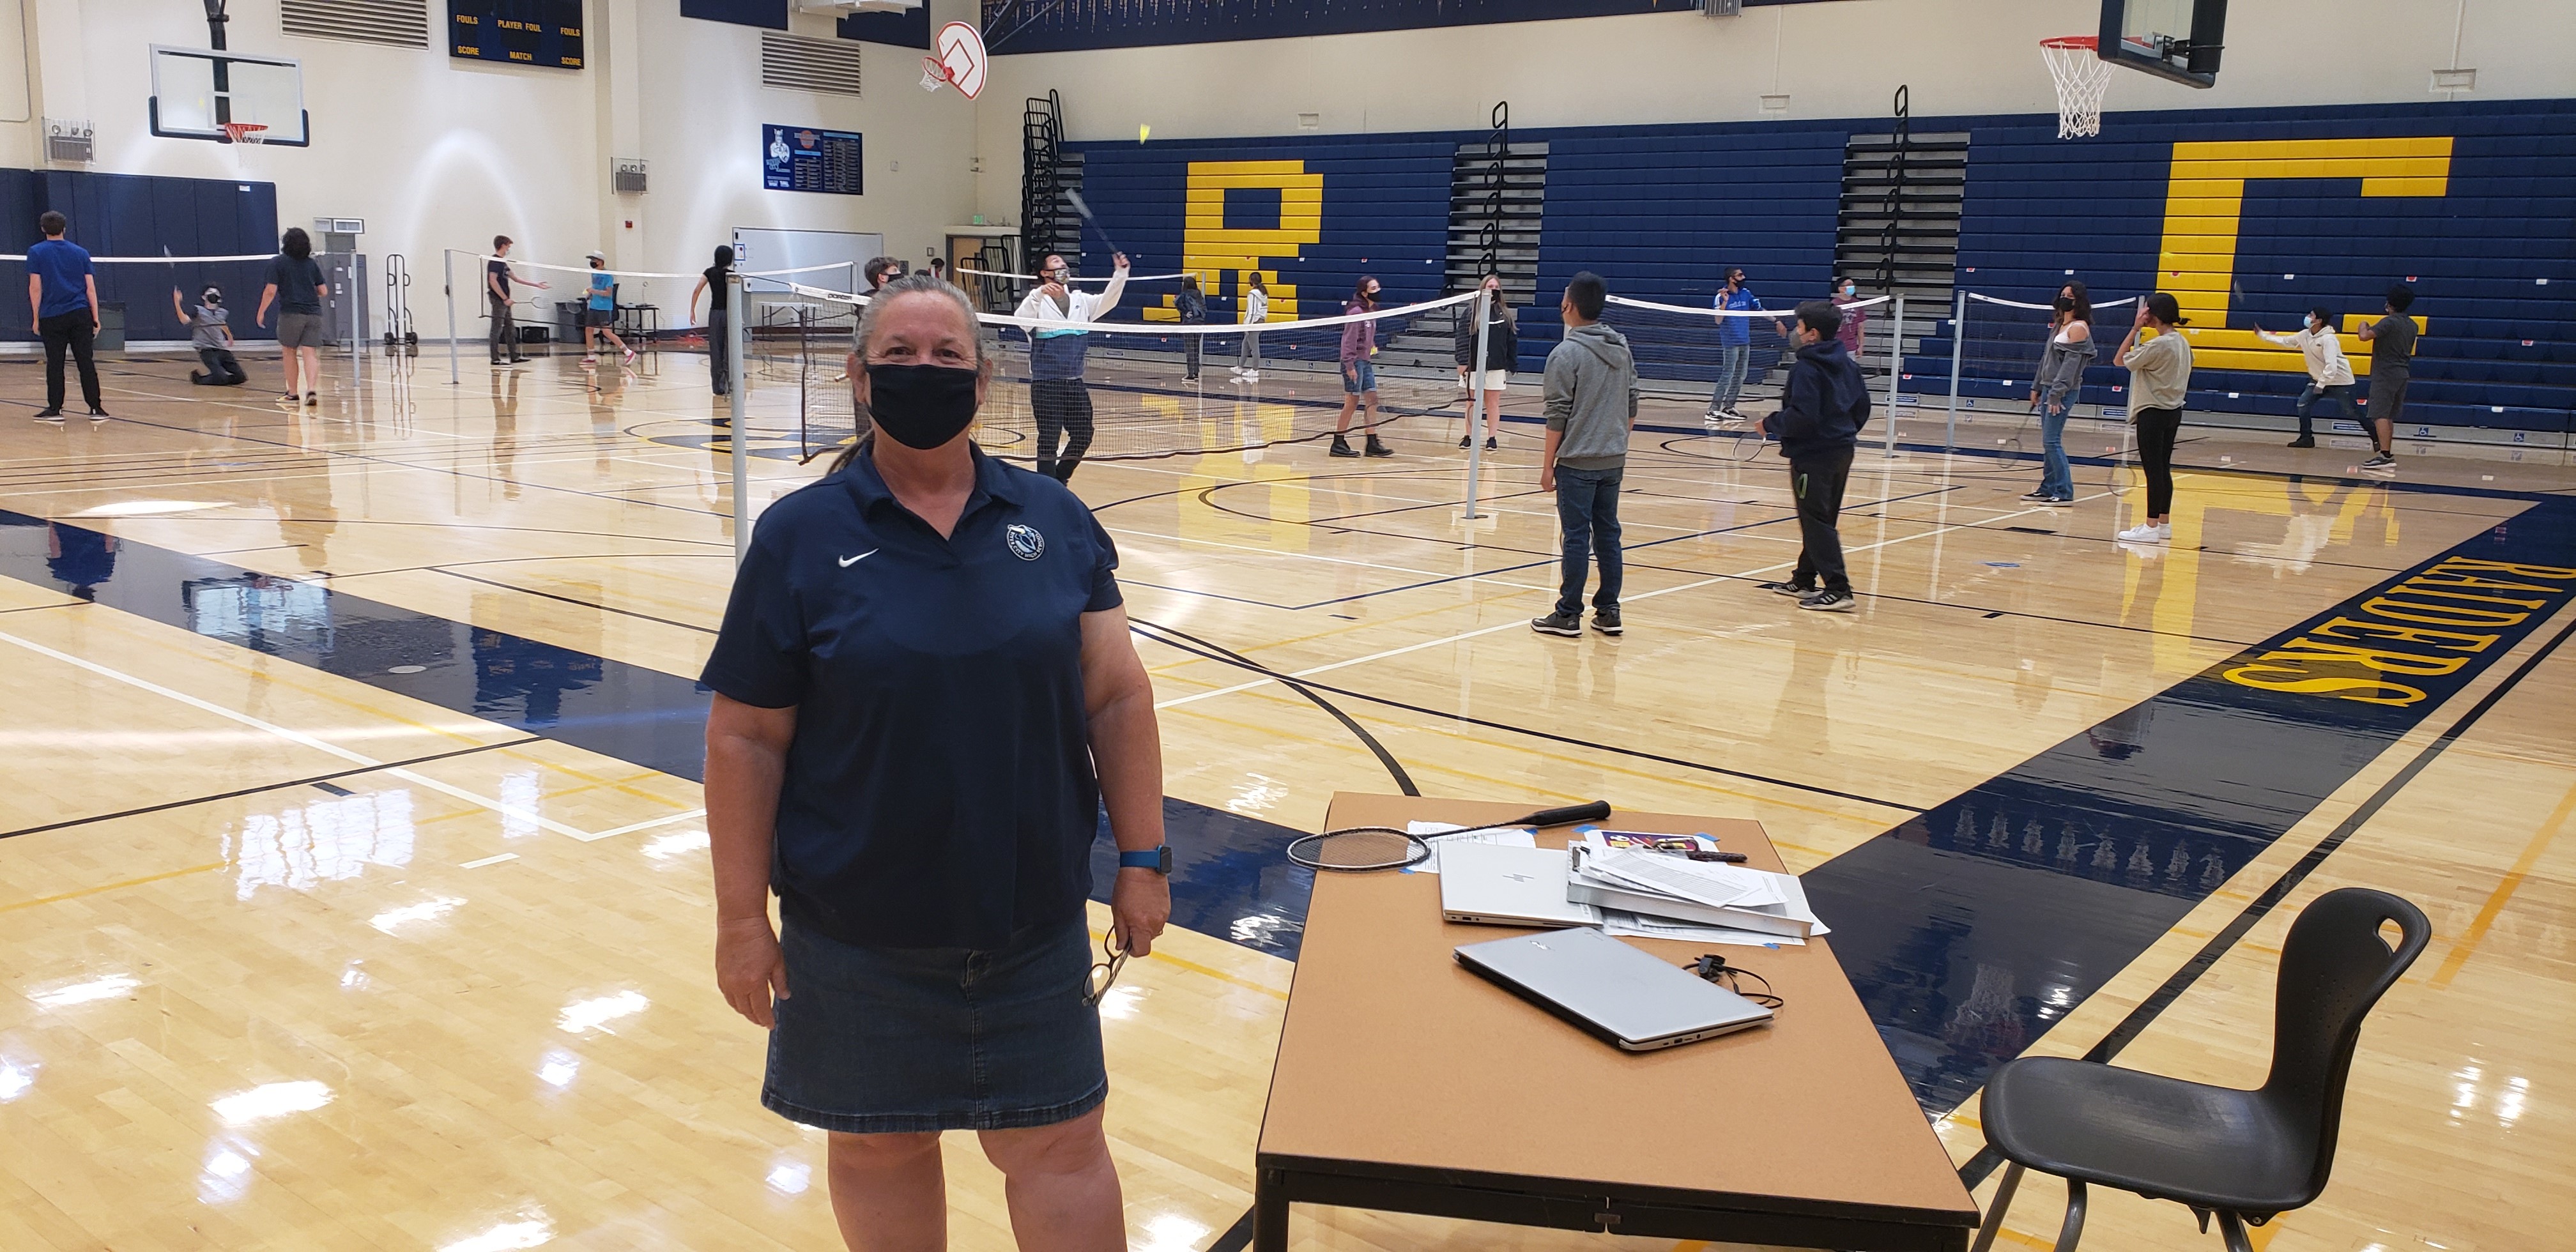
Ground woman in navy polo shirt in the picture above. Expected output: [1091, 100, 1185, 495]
[702, 271, 1170, 1251]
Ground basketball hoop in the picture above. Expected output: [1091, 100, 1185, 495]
[920, 56, 949, 92]
[2041, 36, 2111, 139]
[219, 121, 268, 146]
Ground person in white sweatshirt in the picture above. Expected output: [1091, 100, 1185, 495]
[1233, 272, 1269, 381]
[2255, 307, 2355, 449]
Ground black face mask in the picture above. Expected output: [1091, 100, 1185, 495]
[865, 363, 980, 450]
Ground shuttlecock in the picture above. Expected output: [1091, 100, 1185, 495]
[1139, 124, 1151, 143]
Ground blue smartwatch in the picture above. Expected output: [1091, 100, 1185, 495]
[1118, 845, 1173, 875]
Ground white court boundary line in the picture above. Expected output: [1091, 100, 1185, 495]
[0, 627, 695, 843]
[1151, 484, 2126, 713]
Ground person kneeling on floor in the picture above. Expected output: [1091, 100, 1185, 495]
[174, 284, 246, 386]
[1757, 300, 1870, 613]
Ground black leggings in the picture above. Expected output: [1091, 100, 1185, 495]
[193, 346, 247, 385]
[2134, 406, 2182, 517]
[1031, 379, 1095, 481]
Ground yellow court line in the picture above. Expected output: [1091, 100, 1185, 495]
[2428, 772, 2576, 989]
[0, 862, 227, 913]
[1089, 929, 1289, 1001]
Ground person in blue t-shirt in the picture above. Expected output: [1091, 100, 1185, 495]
[25, 211, 106, 421]
[581, 251, 634, 368]
[1705, 266, 1787, 429]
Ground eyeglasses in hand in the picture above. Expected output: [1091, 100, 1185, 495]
[1081, 931, 1128, 1007]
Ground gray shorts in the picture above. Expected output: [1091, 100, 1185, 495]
[275, 311, 327, 351]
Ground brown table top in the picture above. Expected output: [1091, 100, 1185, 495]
[1257, 793, 1978, 1228]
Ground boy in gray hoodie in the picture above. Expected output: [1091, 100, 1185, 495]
[1533, 271, 1640, 638]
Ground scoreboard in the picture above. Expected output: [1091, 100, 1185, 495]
[450, 1, 585, 70]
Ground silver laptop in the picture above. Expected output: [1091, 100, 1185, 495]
[1437, 841, 1602, 929]
[1454, 925, 1775, 1051]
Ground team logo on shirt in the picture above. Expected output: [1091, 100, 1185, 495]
[1005, 524, 1045, 561]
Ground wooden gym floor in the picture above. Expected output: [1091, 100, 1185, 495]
[0, 343, 2569, 1251]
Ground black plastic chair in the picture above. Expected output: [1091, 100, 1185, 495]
[1968, 887, 2430, 1252]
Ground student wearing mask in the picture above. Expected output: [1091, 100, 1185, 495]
[1704, 266, 1771, 427]
[2256, 307, 2354, 449]
[1232, 273, 1269, 381]
[1453, 273, 1517, 452]
[703, 270, 1169, 1252]
[26, 211, 105, 420]
[578, 252, 636, 368]
[2354, 283, 2416, 470]
[1013, 251, 1131, 482]
[1830, 274, 1869, 360]
[1331, 277, 1390, 458]
[173, 284, 247, 386]
[1756, 302, 1873, 613]
[2112, 293, 2194, 544]
[2023, 293, 2093, 504]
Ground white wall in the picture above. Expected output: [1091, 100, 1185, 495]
[973, 0, 2576, 221]
[3, 0, 981, 328]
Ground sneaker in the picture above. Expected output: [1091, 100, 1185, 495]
[1241, 370, 1259, 381]
[86, 408, 109, 422]
[1328, 435, 1358, 457]
[1756, 580, 1813, 597]
[304, 392, 319, 408]
[276, 393, 300, 406]
[1799, 589, 1857, 613]
[1591, 607, 1623, 636]
[1484, 437, 1498, 451]
[581, 355, 600, 365]
[2362, 452, 2395, 469]
[2287, 436, 2315, 448]
[1363, 436, 1393, 458]
[2044, 496, 2074, 507]
[509, 356, 533, 364]
[33, 408, 63, 423]
[2116, 522, 2166, 544]
[1530, 610, 1583, 637]
[2021, 489, 2056, 503]
[1459, 434, 1473, 448]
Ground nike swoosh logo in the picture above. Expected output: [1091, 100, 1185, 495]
[838, 549, 878, 568]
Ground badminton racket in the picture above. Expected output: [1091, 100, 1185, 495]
[1285, 800, 1612, 873]
[1062, 188, 1128, 261]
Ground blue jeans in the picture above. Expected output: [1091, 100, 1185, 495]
[1708, 343, 1750, 411]
[2294, 381, 2350, 439]
[2038, 393, 2073, 499]
[1553, 465, 1624, 616]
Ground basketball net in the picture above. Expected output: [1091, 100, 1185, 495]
[2041, 36, 2112, 139]
[920, 56, 948, 93]
[220, 121, 268, 145]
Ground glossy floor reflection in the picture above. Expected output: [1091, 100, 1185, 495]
[0, 347, 2570, 1250]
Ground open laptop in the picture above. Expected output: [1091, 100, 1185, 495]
[1455, 926, 1775, 1051]
[1437, 841, 1602, 929]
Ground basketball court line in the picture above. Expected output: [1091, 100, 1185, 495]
[1151, 485, 2122, 712]
[0, 736, 544, 843]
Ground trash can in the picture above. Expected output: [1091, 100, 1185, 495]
[96, 301, 125, 352]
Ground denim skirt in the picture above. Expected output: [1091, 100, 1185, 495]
[763, 914, 1107, 1134]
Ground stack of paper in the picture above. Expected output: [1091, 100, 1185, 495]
[1565, 836, 1830, 943]
[1400, 821, 1535, 874]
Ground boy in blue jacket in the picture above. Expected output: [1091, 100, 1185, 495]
[1757, 301, 1872, 613]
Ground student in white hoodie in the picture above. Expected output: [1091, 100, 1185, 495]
[1233, 272, 1269, 381]
[2255, 307, 2354, 449]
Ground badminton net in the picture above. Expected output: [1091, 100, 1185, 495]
[779, 279, 1483, 466]
[1, 250, 312, 344]
[1600, 293, 1890, 415]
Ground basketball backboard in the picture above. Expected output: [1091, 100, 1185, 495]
[149, 45, 310, 146]
[2098, 0, 2225, 88]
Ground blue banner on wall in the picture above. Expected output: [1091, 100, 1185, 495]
[681, 0, 930, 47]
[450, 1, 585, 69]
[763, 125, 864, 195]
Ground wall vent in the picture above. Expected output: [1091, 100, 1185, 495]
[282, 0, 431, 49]
[762, 31, 865, 97]
[44, 119, 93, 164]
[613, 158, 649, 194]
